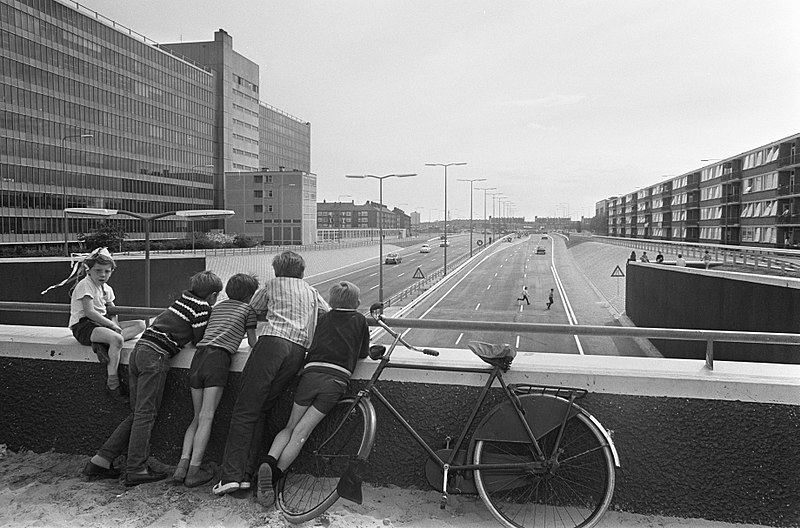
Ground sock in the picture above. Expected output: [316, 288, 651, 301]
[264, 455, 278, 471]
[107, 374, 120, 390]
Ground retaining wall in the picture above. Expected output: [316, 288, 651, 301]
[626, 262, 800, 363]
[0, 325, 798, 526]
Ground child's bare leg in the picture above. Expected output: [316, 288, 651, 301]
[175, 388, 203, 482]
[119, 319, 146, 340]
[184, 386, 225, 487]
[268, 403, 309, 461]
[90, 327, 124, 387]
[276, 406, 327, 472]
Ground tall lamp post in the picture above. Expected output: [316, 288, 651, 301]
[190, 164, 214, 251]
[345, 173, 416, 305]
[476, 186, 496, 247]
[65, 207, 234, 306]
[61, 133, 93, 256]
[425, 162, 466, 275]
[457, 178, 486, 257]
[490, 193, 503, 241]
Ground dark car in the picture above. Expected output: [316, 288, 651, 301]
[536, 246, 546, 255]
[384, 253, 402, 264]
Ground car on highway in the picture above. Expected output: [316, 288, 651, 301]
[420, 244, 431, 253]
[536, 246, 546, 255]
[439, 240, 450, 247]
[541, 234, 549, 239]
[384, 253, 402, 264]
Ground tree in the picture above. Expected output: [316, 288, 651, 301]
[78, 221, 127, 252]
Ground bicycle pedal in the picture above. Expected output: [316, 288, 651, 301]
[439, 493, 448, 509]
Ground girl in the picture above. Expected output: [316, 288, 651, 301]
[68, 248, 145, 401]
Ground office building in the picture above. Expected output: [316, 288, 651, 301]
[0, 0, 312, 249]
[604, 133, 800, 248]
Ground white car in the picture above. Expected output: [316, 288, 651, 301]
[420, 244, 431, 253]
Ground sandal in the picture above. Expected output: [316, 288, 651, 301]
[212, 480, 240, 496]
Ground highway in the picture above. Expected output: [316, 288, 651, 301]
[306, 233, 650, 357]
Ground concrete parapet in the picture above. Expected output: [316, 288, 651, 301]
[0, 325, 797, 526]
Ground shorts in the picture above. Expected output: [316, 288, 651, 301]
[71, 317, 101, 346]
[188, 345, 231, 389]
[294, 371, 349, 414]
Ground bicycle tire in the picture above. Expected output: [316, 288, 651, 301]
[277, 397, 375, 524]
[473, 410, 615, 528]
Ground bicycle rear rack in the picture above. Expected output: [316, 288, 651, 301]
[509, 383, 588, 400]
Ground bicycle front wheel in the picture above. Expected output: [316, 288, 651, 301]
[277, 397, 375, 524]
[474, 412, 615, 528]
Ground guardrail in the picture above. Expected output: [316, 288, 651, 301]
[3, 301, 798, 370]
[590, 235, 800, 275]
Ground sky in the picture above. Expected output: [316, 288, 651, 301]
[77, 0, 800, 221]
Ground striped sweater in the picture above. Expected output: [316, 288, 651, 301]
[138, 290, 212, 358]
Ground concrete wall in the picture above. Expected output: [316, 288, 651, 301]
[0, 256, 206, 324]
[0, 325, 798, 526]
[626, 262, 800, 363]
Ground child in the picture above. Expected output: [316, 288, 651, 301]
[256, 280, 370, 507]
[546, 288, 555, 309]
[67, 247, 146, 400]
[213, 251, 329, 496]
[82, 271, 222, 487]
[173, 273, 260, 488]
[517, 285, 530, 305]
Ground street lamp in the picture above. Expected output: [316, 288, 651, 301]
[65, 207, 234, 307]
[476, 187, 496, 246]
[489, 193, 503, 240]
[61, 133, 93, 256]
[425, 162, 466, 275]
[190, 164, 214, 251]
[345, 173, 417, 305]
[457, 178, 486, 257]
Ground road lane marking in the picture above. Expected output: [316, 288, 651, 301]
[397, 273, 405, 278]
[455, 333, 463, 345]
[370, 284, 379, 290]
[516, 335, 520, 349]
[475, 303, 480, 310]
[486, 284, 491, 289]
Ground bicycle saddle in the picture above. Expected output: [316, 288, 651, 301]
[468, 341, 516, 371]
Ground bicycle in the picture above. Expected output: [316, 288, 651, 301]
[276, 303, 620, 528]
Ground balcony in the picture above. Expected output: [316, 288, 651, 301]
[777, 153, 799, 168]
[722, 192, 741, 203]
[777, 183, 800, 196]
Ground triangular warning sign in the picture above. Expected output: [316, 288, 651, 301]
[413, 267, 425, 279]
[611, 265, 625, 277]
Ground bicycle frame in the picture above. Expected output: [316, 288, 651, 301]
[353, 316, 588, 498]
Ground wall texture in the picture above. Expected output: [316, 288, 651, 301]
[0, 355, 797, 527]
[625, 262, 800, 363]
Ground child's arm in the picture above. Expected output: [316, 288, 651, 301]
[81, 296, 122, 333]
[245, 327, 257, 348]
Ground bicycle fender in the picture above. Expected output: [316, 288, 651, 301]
[471, 394, 580, 443]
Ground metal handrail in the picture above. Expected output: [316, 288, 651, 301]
[3, 301, 798, 370]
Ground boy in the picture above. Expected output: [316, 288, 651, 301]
[213, 251, 329, 496]
[256, 281, 370, 507]
[173, 273, 260, 488]
[82, 271, 222, 487]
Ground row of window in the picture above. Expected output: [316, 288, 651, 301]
[2, 58, 214, 123]
[4, 1, 211, 82]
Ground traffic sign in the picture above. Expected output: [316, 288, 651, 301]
[413, 267, 425, 279]
[611, 265, 625, 277]
[476, 239, 484, 246]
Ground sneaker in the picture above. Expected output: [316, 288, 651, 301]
[184, 466, 214, 488]
[256, 463, 274, 507]
[212, 480, 240, 496]
[125, 469, 167, 487]
[82, 460, 120, 480]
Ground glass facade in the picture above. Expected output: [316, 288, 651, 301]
[0, 0, 314, 248]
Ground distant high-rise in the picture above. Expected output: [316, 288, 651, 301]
[0, 0, 312, 248]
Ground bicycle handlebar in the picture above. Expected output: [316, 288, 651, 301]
[369, 302, 440, 357]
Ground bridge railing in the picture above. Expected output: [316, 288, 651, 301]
[3, 302, 798, 370]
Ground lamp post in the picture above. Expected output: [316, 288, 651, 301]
[345, 173, 417, 305]
[489, 193, 503, 241]
[425, 162, 466, 275]
[65, 207, 234, 306]
[457, 178, 486, 257]
[190, 164, 214, 251]
[61, 133, 93, 256]
[476, 186, 496, 247]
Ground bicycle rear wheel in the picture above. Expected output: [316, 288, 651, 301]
[277, 397, 375, 524]
[474, 412, 615, 528]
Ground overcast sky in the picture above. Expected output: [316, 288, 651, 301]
[78, 0, 800, 221]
